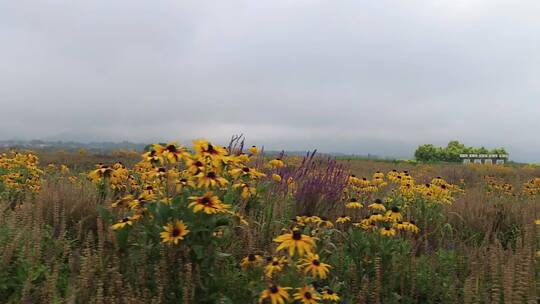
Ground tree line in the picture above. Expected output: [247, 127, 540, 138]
[414, 141, 507, 162]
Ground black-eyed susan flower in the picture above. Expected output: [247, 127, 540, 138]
[111, 215, 139, 230]
[317, 217, 334, 229]
[176, 177, 195, 192]
[112, 194, 135, 208]
[369, 213, 385, 222]
[192, 139, 227, 158]
[298, 253, 331, 279]
[188, 192, 230, 214]
[272, 173, 282, 182]
[186, 158, 206, 175]
[259, 285, 291, 304]
[402, 221, 420, 233]
[240, 253, 263, 269]
[274, 228, 316, 257]
[196, 171, 229, 188]
[368, 199, 386, 212]
[293, 286, 321, 304]
[336, 215, 351, 224]
[229, 166, 266, 179]
[345, 198, 363, 209]
[142, 149, 163, 164]
[264, 256, 287, 278]
[380, 227, 397, 237]
[160, 220, 189, 244]
[321, 289, 340, 301]
[386, 206, 402, 221]
[233, 182, 257, 199]
[155, 142, 190, 163]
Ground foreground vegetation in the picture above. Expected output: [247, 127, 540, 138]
[0, 139, 539, 303]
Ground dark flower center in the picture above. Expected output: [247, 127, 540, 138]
[304, 292, 312, 299]
[272, 261, 279, 266]
[313, 259, 320, 266]
[122, 218, 130, 223]
[172, 228, 181, 237]
[248, 254, 256, 261]
[391, 206, 400, 213]
[292, 230, 302, 240]
[166, 145, 176, 152]
[270, 286, 279, 293]
[207, 172, 217, 179]
[200, 197, 212, 205]
[327, 289, 334, 295]
[207, 144, 216, 153]
[195, 161, 203, 167]
[242, 167, 250, 173]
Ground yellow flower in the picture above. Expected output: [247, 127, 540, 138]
[185, 158, 206, 175]
[368, 199, 386, 212]
[111, 215, 140, 230]
[233, 182, 257, 199]
[240, 254, 263, 269]
[112, 194, 135, 208]
[535, 219, 540, 225]
[154, 142, 190, 163]
[176, 177, 195, 192]
[272, 173, 282, 182]
[274, 229, 316, 257]
[386, 207, 402, 221]
[264, 256, 287, 278]
[259, 285, 291, 304]
[196, 171, 229, 188]
[298, 253, 331, 279]
[268, 158, 285, 168]
[293, 286, 321, 304]
[380, 227, 397, 237]
[160, 220, 189, 244]
[188, 192, 230, 214]
[88, 165, 113, 182]
[248, 145, 258, 154]
[229, 166, 266, 179]
[192, 139, 227, 158]
[346, 201, 363, 209]
[336, 215, 351, 224]
[321, 289, 340, 301]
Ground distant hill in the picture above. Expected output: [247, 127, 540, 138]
[0, 140, 148, 152]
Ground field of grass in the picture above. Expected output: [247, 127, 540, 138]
[0, 140, 539, 304]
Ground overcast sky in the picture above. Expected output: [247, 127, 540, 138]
[1, 1, 539, 161]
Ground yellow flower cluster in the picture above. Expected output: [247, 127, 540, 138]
[253, 227, 339, 304]
[523, 177, 540, 196]
[103, 140, 273, 245]
[0, 152, 42, 194]
[484, 175, 515, 196]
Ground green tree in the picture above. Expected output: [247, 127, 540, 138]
[414, 144, 441, 162]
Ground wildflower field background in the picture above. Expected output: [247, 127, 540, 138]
[0, 138, 539, 304]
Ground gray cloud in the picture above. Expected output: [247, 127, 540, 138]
[1, 0, 539, 161]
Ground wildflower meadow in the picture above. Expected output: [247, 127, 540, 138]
[0, 138, 539, 303]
